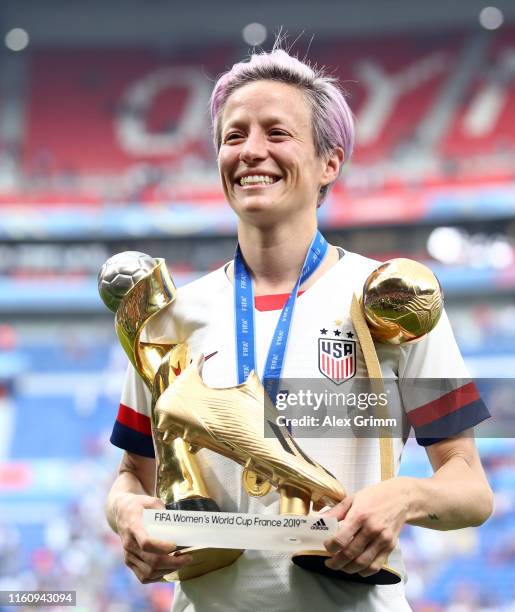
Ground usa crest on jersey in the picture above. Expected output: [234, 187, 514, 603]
[318, 338, 356, 384]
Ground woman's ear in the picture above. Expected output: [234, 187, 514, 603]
[321, 147, 344, 186]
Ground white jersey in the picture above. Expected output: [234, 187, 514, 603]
[111, 250, 489, 612]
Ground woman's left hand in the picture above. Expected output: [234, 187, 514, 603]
[322, 477, 411, 578]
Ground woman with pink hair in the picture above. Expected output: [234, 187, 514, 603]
[106, 47, 492, 612]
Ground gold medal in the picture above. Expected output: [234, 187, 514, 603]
[242, 468, 272, 497]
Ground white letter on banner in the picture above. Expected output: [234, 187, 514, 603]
[355, 52, 448, 145]
[463, 48, 515, 138]
[115, 67, 211, 156]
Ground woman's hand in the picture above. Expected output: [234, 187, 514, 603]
[322, 477, 411, 578]
[113, 492, 193, 583]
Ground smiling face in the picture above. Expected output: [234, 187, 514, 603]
[217, 80, 340, 228]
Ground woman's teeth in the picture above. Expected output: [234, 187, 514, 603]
[239, 175, 278, 186]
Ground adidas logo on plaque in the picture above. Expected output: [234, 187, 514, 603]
[310, 518, 329, 531]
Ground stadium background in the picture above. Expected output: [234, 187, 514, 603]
[1, 0, 515, 609]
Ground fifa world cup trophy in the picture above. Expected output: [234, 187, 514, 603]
[98, 251, 242, 581]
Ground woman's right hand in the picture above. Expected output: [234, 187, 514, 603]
[113, 492, 193, 583]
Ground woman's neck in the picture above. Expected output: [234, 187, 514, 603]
[233, 219, 339, 296]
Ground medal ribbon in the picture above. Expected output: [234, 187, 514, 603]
[234, 230, 328, 404]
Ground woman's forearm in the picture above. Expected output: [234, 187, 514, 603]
[403, 455, 493, 530]
[106, 453, 156, 533]
[106, 470, 149, 533]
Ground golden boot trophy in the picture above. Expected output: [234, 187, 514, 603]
[154, 356, 345, 515]
[98, 251, 242, 581]
[151, 355, 348, 560]
[152, 353, 400, 585]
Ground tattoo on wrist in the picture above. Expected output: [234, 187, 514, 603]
[428, 513, 439, 520]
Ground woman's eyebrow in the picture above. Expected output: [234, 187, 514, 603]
[223, 113, 292, 129]
[262, 114, 289, 125]
[221, 117, 246, 132]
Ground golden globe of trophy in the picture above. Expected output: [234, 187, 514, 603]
[319, 256, 444, 585]
[98, 251, 242, 581]
[361, 258, 443, 344]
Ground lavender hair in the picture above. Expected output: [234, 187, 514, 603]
[209, 48, 355, 202]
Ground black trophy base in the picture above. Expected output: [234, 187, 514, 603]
[292, 551, 402, 585]
[166, 497, 220, 513]
[164, 497, 220, 552]
[160, 497, 243, 581]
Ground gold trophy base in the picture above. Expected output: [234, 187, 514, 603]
[291, 550, 402, 585]
[164, 547, 243, 582]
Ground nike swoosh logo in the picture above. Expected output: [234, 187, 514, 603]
[175, 350, 218, 377]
